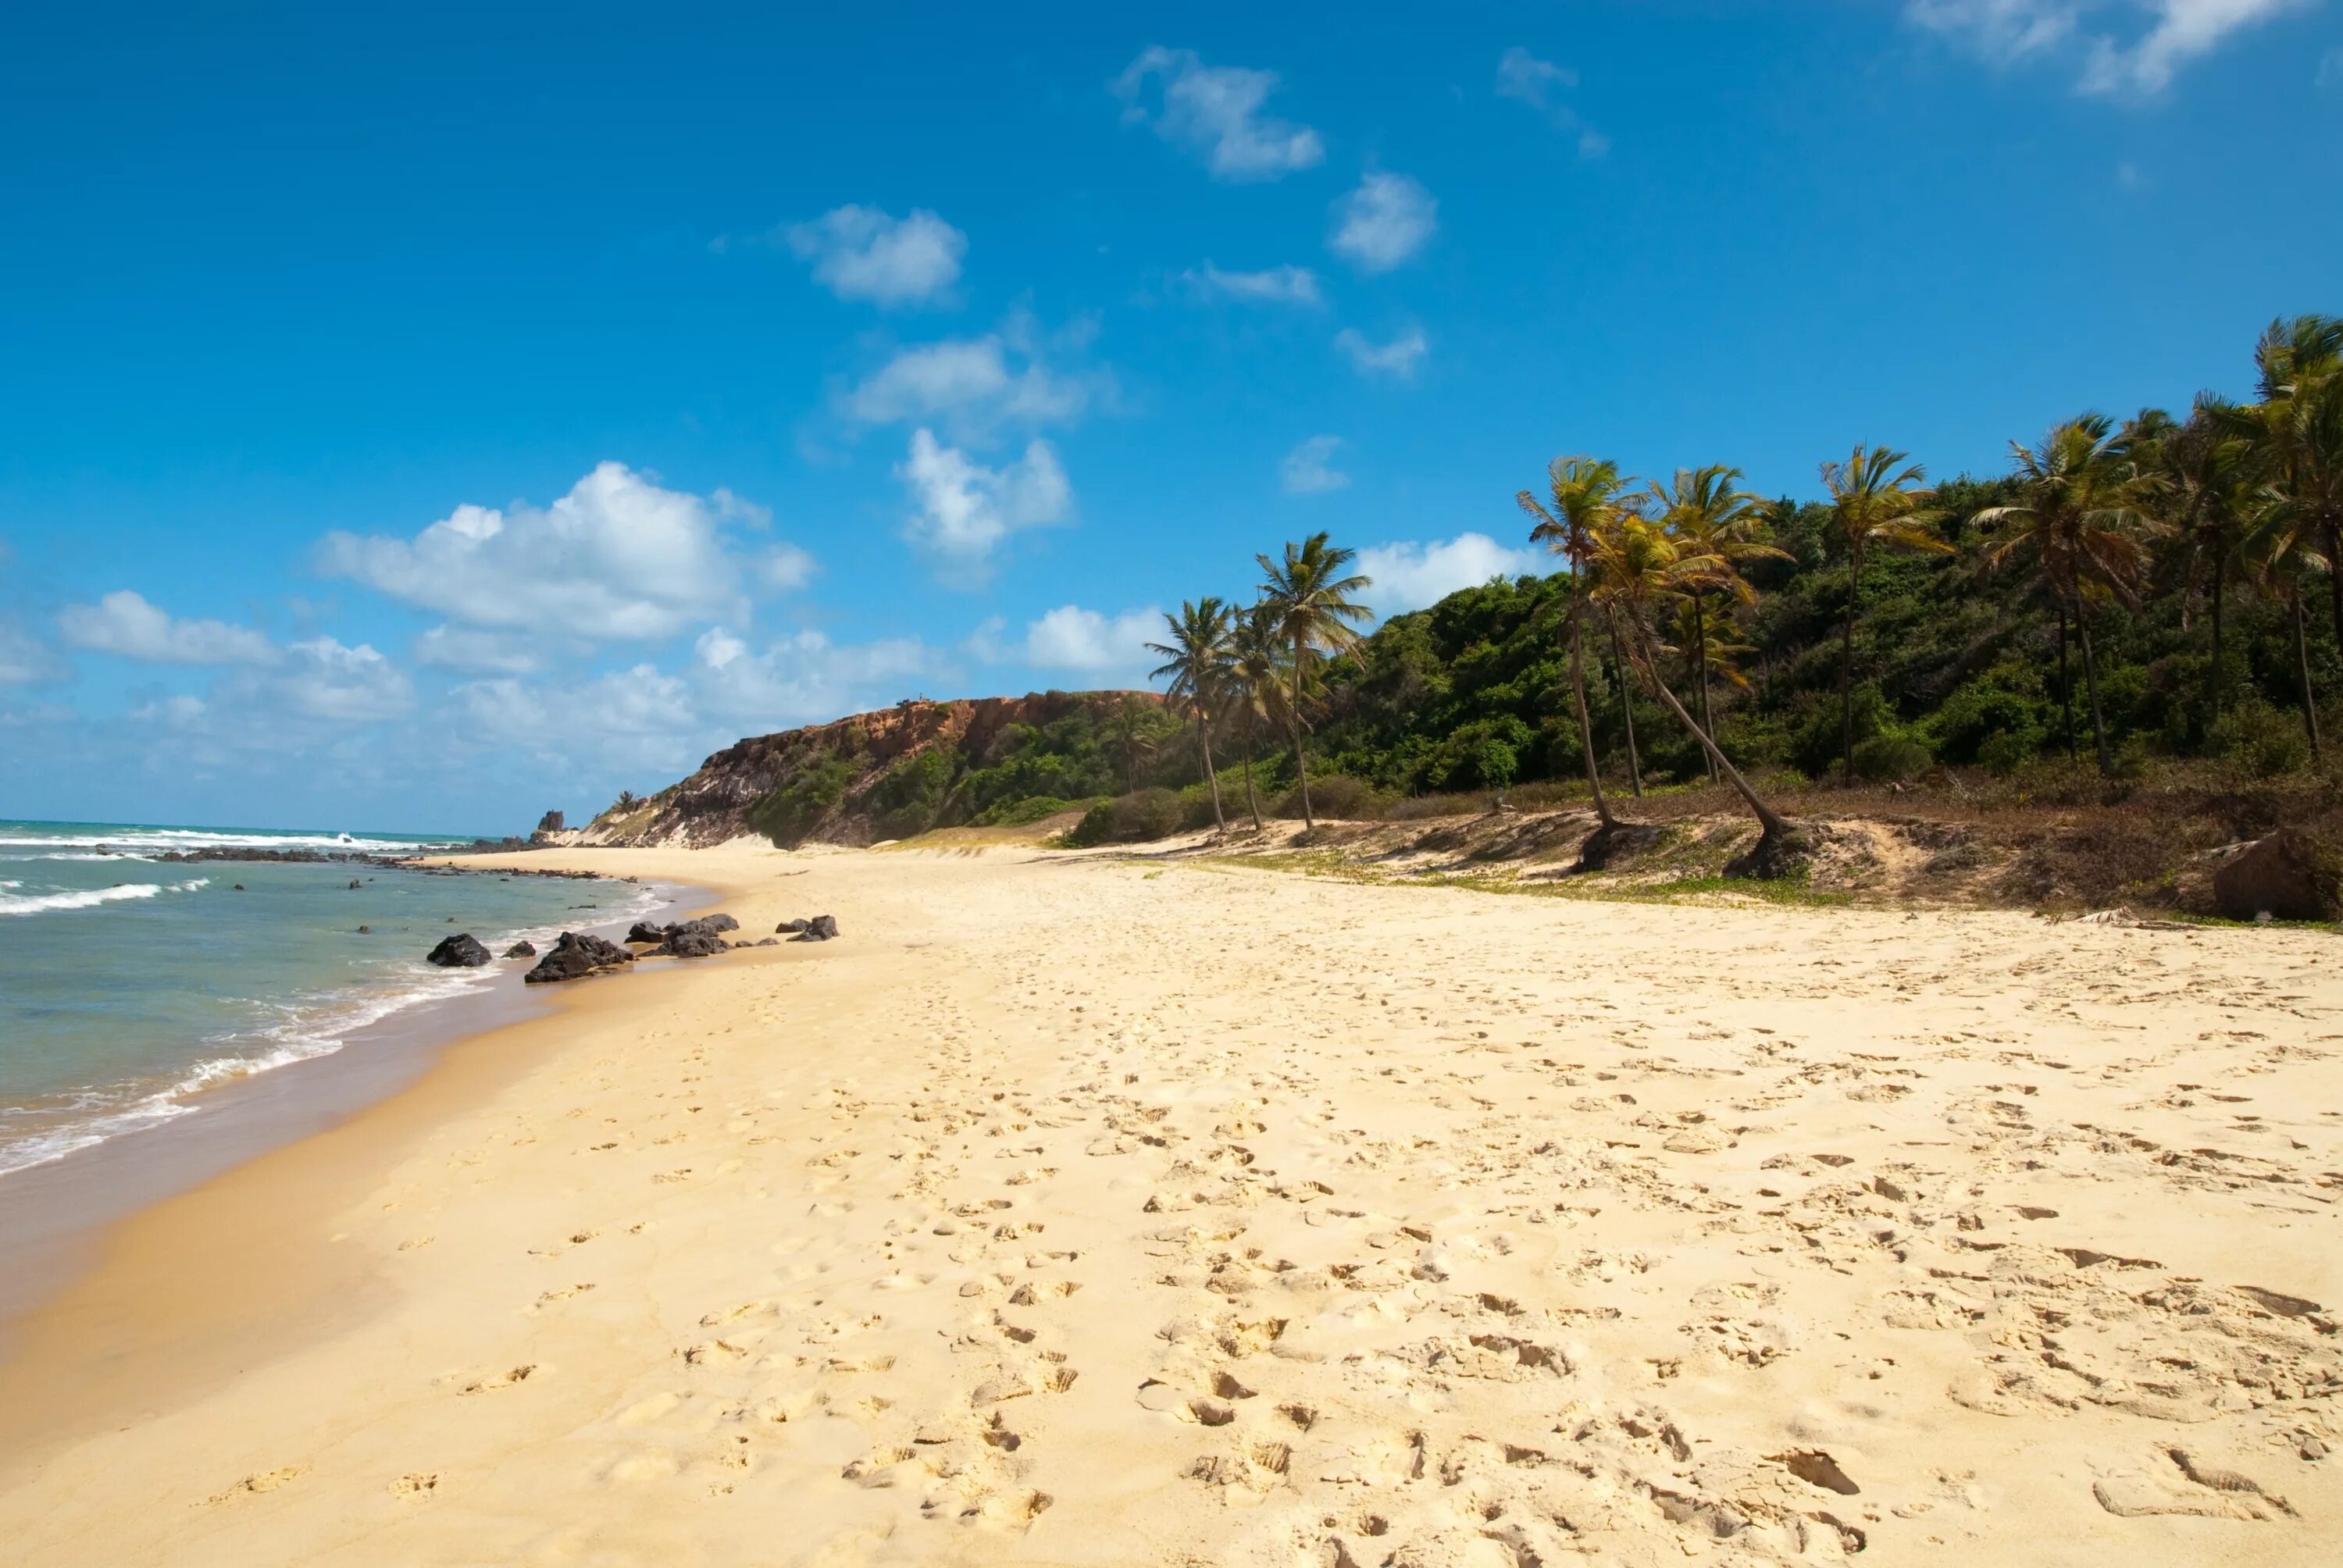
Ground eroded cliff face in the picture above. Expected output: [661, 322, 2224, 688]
[569, 691, 1159, 849]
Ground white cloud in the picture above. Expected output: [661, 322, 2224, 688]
[319, 462, 803, 644]
[0, 621, 64, 683]
[1358, 534, 1539, 615]
[1495, 46, 1610, 156]
[897, 429, 1072, 568]
[276, 637, 414, 722]
[1180, 262, 1325, 306]
[785, 205, 967, 305]
[452, 663, 703, 775]
[413, 625, 544, 674]
[1281, 435, 1350, 495]
[1335, 325, 1429, 380]
[1113, 46, 1324, 182]
[692, 625, 932, 723]
[127, 693, 207, 725]
[1329, 172, 1438, 273]
[57, 590, 276, 666]
[1019, 605, 1164, 673]
[843, 320, 1102, 444]
[1906, 0, 2302, 92]
[2081, 0, 2304, 92]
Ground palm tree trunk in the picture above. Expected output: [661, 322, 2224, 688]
[1632, 636, 1791, 840]
[2056, 600, 2077, 761]
[1693, 593, 1718, 785]
[2327, 522, 2343, 661]
[1289, 636, 1314, 829]
[2075, 599, 2113, 776]
[2295, 586, 2325, 763]
[2208, 554, 2227, 728]
[1239, 711, 1263, 831]
[1197, 710, 1225, 832]
[1606, 611, 1643, 797]
[1567, 607, 1614, 828]
[1838, 557, 1860, 786]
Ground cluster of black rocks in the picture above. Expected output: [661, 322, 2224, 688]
[422, 907, 843, 983]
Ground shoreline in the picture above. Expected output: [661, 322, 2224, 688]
[0, 866, 707, 1343]
[2, 840, 2335, 1564]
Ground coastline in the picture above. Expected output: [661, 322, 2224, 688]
[0, 864, 707, 1340]
[1, 839, 2336, 1565]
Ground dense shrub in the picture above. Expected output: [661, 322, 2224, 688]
[1851, 735, 1932, 783]
[1066, 788, 1186, 846]
[2213, 698, 2312, 779]
[1271, 774, 1389, 820]
[746, 748, 858, 847]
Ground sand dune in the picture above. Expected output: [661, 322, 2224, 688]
[1, 840, 2338, 1565]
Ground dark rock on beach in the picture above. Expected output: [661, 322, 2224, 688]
[700, 912, 740, 933]
[2213, 827, 2340, 922]
[654, 928, 730, 958]
[505, 939, 537, 958]
[523, 931, 635, 984]
[776, 918, 807, 933]
[626, 920, 669, 943]
[793, 914, 840, 942]
[426, 932, 492, 968]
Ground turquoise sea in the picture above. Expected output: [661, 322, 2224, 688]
[0, 820, 656, 1178]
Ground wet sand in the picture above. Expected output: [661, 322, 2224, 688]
[0, 839, 2337, 1565]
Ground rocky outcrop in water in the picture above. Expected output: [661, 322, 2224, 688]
[426, 933, 492, 968]
[505, 939, 537, 958]
[522, 931, 635, 984]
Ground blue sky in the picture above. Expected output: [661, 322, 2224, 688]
[2, 1, 2338, 832]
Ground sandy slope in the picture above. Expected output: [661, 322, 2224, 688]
[1, 840, 2338, 1566]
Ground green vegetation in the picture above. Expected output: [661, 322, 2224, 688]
[735, 316, 2341, 863]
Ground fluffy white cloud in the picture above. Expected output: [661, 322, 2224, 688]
[452, 663, 703, 775]
[897, 429, 1072, 567]
[786, 205, 967, 305]
[57, 590, 276, 666]
[276, 637, 414, 722]
[1358, 534, 1539, 615]
[843, 323, 1101, 444]
[413, 625, 544, 674]
[1019, 605, 1164, 674]
[319, 462, 804, 644]
[1335, 325, 1429, 380]
[1329, 172, 1437, 273]
[693, 625, 932, 723]
[1495, 46, 1610, 158]
[1281, 435, 1350, 495]
[1113, 46, 1324, 182]
[1180, 262, 1325, 306]
[1906, 0, 2301, 91]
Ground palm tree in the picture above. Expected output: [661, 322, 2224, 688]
[1643, 464, 1784, 782]
[1147, 597, 1236, 832]
[1820, 444, 1950, 783]
[1257, 533, 1374, 829]
[1974, 415, 2157, 776]
[1585, 510, 1797, 854]
[1225, 602, 1289, 832]
[1107, 695, 1161, 793]
[2248, 315, 2343, 650]
[2129, 399, 2255, 726]
[2241, 492, 2331, 762]
[1516, 455, 1631, 825]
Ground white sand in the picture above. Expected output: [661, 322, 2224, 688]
[1, 841, 2337, 1565]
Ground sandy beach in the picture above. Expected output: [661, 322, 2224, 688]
[1, 839, 2337, 1565]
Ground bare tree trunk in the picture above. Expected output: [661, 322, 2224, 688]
[2208, 554, 2227, 728]
[2075, 600, 2113, 776]
[2329, 522, 2343, 662]
[1567, 607, 1615, 827]
[1838, 556, 1861, 786]
[1289, 636, 1314, 829]
[1633, 637, 1792, 840]
[2056, 600, 2078, 761]
[1693, 593, 1718, 784]
[1197, 710, 1225, 832]
[2295, 587, 2326, 763]
[1239, 712, 1263, 831]
[1607, 611, 1643, 797]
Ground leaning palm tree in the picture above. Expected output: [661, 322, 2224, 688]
[1974, 415, 2157, 776]
[1147, 597, 1236, 832]
[1225, 601, 1289, 832]
[1820, 444, 1949, 784]
[1585, 510, 1799, 860]
[1257, 533, 1374, 829]
[1517, 454, 1632, 825]
[1643, 464, 1785, 781]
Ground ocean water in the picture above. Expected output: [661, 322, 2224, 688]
[0, 820, 657, 1178]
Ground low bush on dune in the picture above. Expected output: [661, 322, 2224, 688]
[1067, 788, 1186, 846]
[1271, 775, 1389, 821]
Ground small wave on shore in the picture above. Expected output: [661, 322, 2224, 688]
[0, 881, 196, 918]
